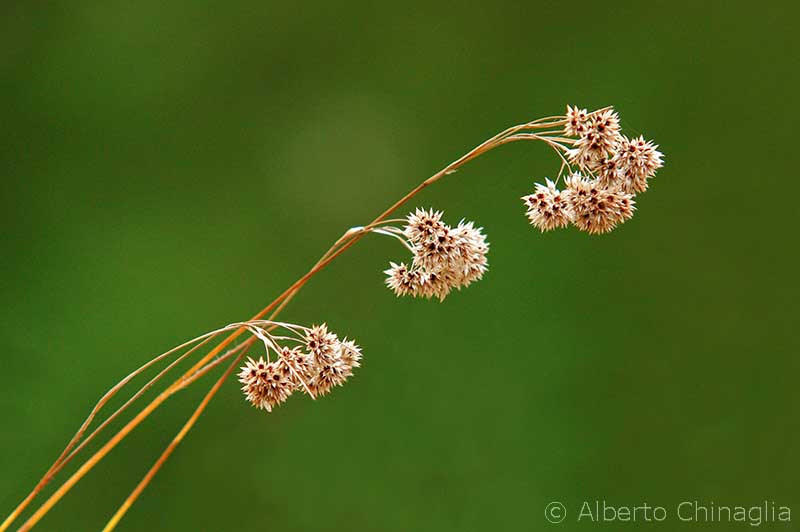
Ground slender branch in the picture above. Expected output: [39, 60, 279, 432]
[10, 119, 562, 531]
[175, 339, 254, 392]
[101, 351, 245, 532]
[0, 326, 234, 532]
[370, 228, 415, 252]
[60, 334, 219, 467]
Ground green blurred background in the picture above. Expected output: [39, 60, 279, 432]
[1, 1, 798, 530]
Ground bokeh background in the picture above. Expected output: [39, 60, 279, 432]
[1, 1, 798, 530]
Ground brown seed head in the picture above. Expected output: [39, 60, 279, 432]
[610, 135, 664, 193]
[564, 173, 636, 234]
[238, 356, 295, 411]
[564, 105, 590, 137]
[386, 210, 490, 301]
[403, 208, 447, 245]
[522, 178, 573, 232]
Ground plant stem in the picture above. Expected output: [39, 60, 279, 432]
[9, 120, 555, 531]
[100, 352, 245, 532]
[0, 327, 235, 532]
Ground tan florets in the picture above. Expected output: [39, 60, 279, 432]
[302, 325, 361, 397]
[304, 324, 338, 365]
[384, 210, 489, 301]
[525, 105, 662, 235]
[588, 108, 621, 149]
[238, 105, 662, 412]
[384, 262, 422, 297]
[239, 322, 363, 411]
[307, 336, 362, 397]
[564, 105, 589, 137]
[567, 108, 622, 171]
[449, 221, 489, 287]
[522, 179, 573, 232]
[339, 339, 363, 370]
[238, 356, 295, 412]
[609, 135, 664, 193]
[413, 223, 458, 272]
[564, 173, 635, 234]
[404, 208, 447, 245]
[277, 345, 315, 389]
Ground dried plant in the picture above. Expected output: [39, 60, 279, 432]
[2, 105, 664, 531]
[384, 209, 489, 300]
[522, 105, 663, 233]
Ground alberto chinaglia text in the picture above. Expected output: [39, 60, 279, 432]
[578, 500, 791, 526]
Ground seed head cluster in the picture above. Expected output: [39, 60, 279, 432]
[522, 179, 572, 231]
[523, 105, 663, 234]
[238, 323, 362, 412]
[564, 173, 635, 234]
[239, 105, 661, 409]
[384, 209, 489, 301]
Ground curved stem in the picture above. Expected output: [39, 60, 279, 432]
[0, 326, 234, 532]
[175, 339, 254, 392]
[10, 120, 561, 531]
[101, 351, 245, 532]
[60, 333, 219, 467]
[370, 228, 415, 252]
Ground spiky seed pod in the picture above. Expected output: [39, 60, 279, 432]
[238, 357, 295, 411]
[564, 105, 589, 137]
[403, 208, 447, 245]
[305, 324, 338, 366]
[564, 173, 635, 234]
[307, 338, 362, 396]
[595, 157, 620, 190]
[522, 178, 573, 232]
[412, 223, 460, 273]
[567, 107, 623, 171]
[449, 221, 489, 288]
[417, 269, 456, 301]
[386, 210, 490, 301]
[338, 339, 362, 370]
[384, 262, 422, 297]
[588, 108, 621, 151]
[239, 322, 364, 409]
[309, 360, 348, 397]
[610, 135, 664, 194]
[276, 346, 315, 391]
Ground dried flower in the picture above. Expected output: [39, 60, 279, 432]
[384, 262, 422, 297]
[449, 221, 489, 287]
[239, 321, 363, 409]
[307, 334, 362, 397]
[277, 346, 315, 390]
[10, 106, 670, 530]
[305, 323, 338, 365]
[339, 339, 363, 369]
[609, 135, 664, 193]
[384, 210, 489, 301]
[567, 108, 622, 171]
[403, 208, 447, 245]
[564, 105, 589, 137]
[588, 108, 621, 150]
[309, 356, 350, 396]
[522, 179, 573, 232]
[564, 173, 635, 234]
[526, 105, 663, 234]
[595, 156, 620, 190]
[415, 269, 455, 301]
[413, 223, 458, 272]
[238, 356, 295, 411]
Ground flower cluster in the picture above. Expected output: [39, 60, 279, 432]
[238, 322, 362, 412]
[384, 209, 489, 301]
[563, 173, 635, 234]
[523, 105, 663, 234]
